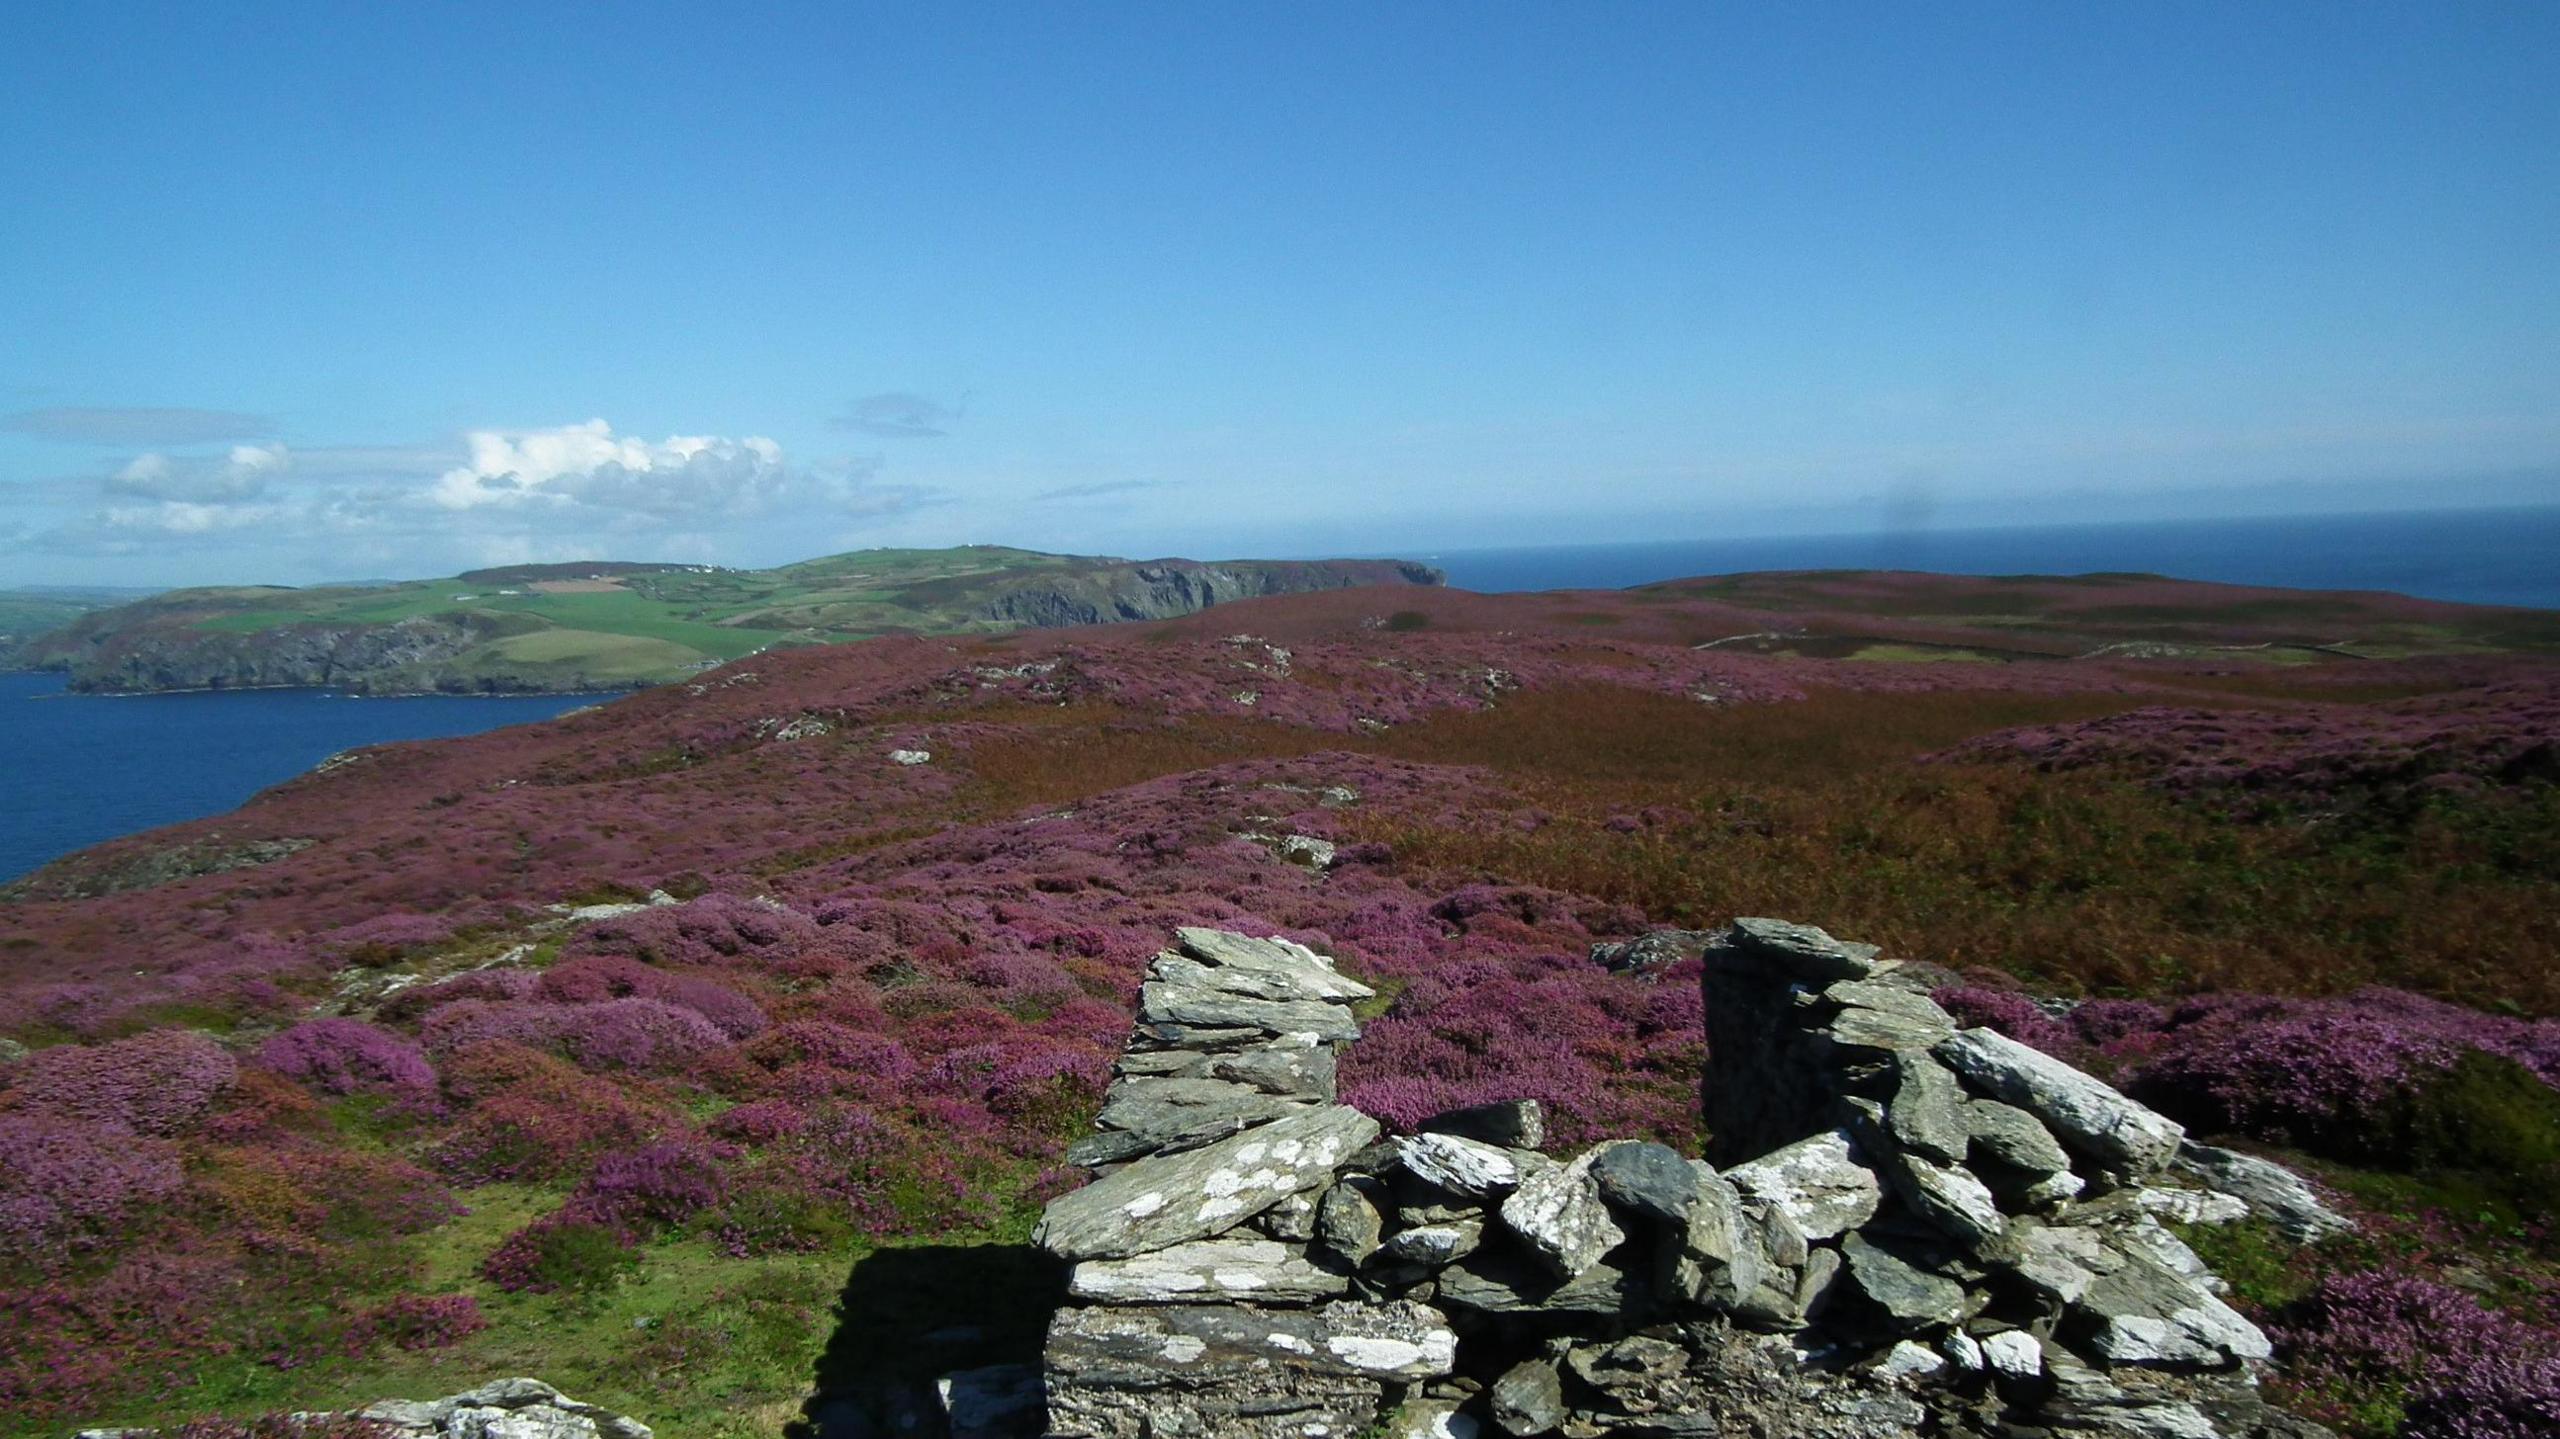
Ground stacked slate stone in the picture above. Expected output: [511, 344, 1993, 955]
[1036, 927, 1443, 1439]
[1030, 922, 2331, 1439]
[1691, 918, 2318, 1439]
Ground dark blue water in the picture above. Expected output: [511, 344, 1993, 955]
[1, 673, 596, 882]
[1422, 505, 2560, 610]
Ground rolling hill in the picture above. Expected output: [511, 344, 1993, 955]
[19, 546, 1443, 694]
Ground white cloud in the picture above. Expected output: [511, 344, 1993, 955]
[100, 444, 287, 503]
[431, 419, 788, 512]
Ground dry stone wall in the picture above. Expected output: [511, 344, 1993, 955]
[1025, 920, 2339, 1439]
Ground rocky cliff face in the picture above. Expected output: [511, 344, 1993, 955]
[975, 559, 1444, 628]
[30, 611, 504, 694]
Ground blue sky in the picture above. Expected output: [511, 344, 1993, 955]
[1, 2, 2553, 586]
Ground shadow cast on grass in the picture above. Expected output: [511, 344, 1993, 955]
[793, 1242, 1066, 1439]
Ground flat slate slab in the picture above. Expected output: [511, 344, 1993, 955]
[1067, 1236, 1352, 1304]
[1035, 1104, 1381, 1260]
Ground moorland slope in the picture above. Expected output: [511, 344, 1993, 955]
[2, 570, 2556, 1438]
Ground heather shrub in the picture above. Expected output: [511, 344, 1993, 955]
[429, 1041, 675, 1183]
[348, 1293, 487, 1351]
[480, 1213, 637, 1294]
[373, 966, 537, 1023]
[557, 997, 729, 1070]
[257, 1018, 438, 1103]
[579, 893, 821, 970]
[0, 1114, 185, 1261]
[1933, 986, 2079, 1056]
[582, 1136, 735, 1226]
[2274, 1270, 2560, 1438]
[533, 955, 768, 1038]
[0, 1028, 238, 1135]
[708, 1097, 811, 1143]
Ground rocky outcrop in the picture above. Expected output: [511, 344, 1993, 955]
[2, 835, 314, 902]
[1025, 921, 2339, 1439]
[32, 610, 508, 695]
[73, 1377, 651, 1439]
[975, 559, 1443, 629]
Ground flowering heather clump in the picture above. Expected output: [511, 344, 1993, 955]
[533, 954, 770, 1039]
[578, 893, 823, 970]
[429, 1041, 677, 1183]
[707, 1097, 810, 1143]
[582, 1136, 735, 1226]
[258, 1018, 439, 1103]
[347, 1293, 486, 1351]
[314, 911, 456, 964]
[480, 1212, 638, 1294]
[1932, 985, 2079, 1057]
[557, 996, 731, 1070]
[373, 965, 538, 1024]
[2274, 1270, 2560, 1439]
[420, 995, 729, 1072]
[0, 1113, 184, 1261]
[0, 1028, 238, 1135]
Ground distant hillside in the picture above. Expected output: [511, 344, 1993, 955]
[0, 587, 157, 669]
[20, 546, 1443, 694]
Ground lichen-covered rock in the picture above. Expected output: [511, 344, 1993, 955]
[1067, 1235, 1352, 1304]
[351, 1379, 653, 1439]
[1500, 1148, 1627, 1278]
[1035, 1105, 1380, 1259]
[1091, 1075, 1313, 1150]
[1730, 917, 1880, 982]
[2173, 1141, 2353, 1242]
[1396, 1132, 1528, 1198]
[1043, 1300, 1458, 1438]
[1138, 981, 1362, 1044]
[1589, 928, 1714, 978]
[1316, 1176, 1387, 1265]
[1935, 1028, 2184, 1181]
[1724, 1129, 1881, 1240]
[1841, 1234, 1970, 1332]
[1172, 927, 1375, 1000]
[1885, 1053, 1969, 1165]
[1381, 1219, 1485, 1268]
[2070, 1247, 2272, 1369]
[1436, 1250, 1645, 1315]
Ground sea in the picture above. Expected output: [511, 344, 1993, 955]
[1, 677, 595, 883]
[3, 504, 2553, 883]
